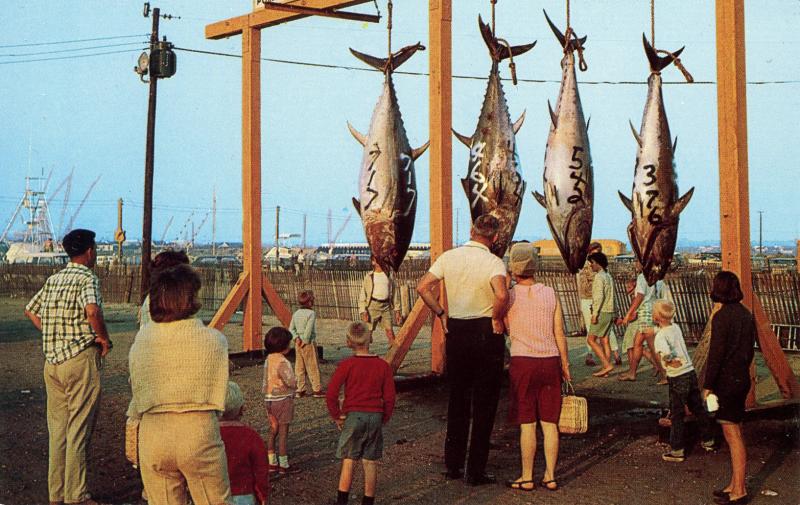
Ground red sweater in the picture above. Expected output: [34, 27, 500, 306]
[219, 421, 270, 502]
[326, 355, 396, 423]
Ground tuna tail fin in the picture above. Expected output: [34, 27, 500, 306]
[412, 141, 430, 161]
[671, 187, 694, 218]
[543, 10, 587, 52]
[452, 129, 473, 148]
[618, 191, 633, 212]
[347, 122, 367, 146]
[352, 197, 362, 217]
[629, 120, 642, 147]
[643, 34, 684, 73]
[513, 110, 526, 134]
[533, 190, 547, 208]
[350, 43, 426, 73]
[478, 15, 536, 62]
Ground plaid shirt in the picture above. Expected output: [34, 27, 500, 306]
[26, 262, 103, 365]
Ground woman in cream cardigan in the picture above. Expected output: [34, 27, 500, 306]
[128, 264, 231, 505]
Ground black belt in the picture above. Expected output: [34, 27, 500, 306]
[371, 297, 389, 302]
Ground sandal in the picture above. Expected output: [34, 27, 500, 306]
[505, 479, 535, 492]
[541, 479, 558, 491]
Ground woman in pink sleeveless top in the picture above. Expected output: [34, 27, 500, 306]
[504, 243, 571, 492]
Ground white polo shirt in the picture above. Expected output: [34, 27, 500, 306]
[428, 241, 507, 319]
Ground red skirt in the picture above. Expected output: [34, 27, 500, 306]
[508, 356, 562, 424]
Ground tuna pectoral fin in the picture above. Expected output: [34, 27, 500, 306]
[478, 15, 535, 61]
[671, 187, 695, 218]
[347, 122, 367, 146]
[618, 191, 633, 212]
[533, 191, 547, 208]
[629, 120, 642, 147]
[627, 221, 642, 263]
[643, 34, 685, 73]
[412, 141, 430, 161]
[350, 43, 425, 73]
[513, 110, 526, 134]
[452, 129, 472, 148]
[352, 198, 361, 217]
[673, 136, 678, 154]
[545, 213, 570, 267]
[547, 101, 557, 129]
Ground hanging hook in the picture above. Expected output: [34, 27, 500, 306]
[496, 38, 517, 85]
[657, 49, 693, 82]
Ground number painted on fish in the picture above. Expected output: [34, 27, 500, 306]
[400, 153, 416, 217]
[567, 146, 587, 204]
[468, 140, 489, 209]
[643, 164, 657, 186]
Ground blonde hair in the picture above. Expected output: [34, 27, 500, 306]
[223, 381, 245, 419]
[347, 321, 370, 346]
[652, 299, 676, 322]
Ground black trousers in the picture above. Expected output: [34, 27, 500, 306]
[444, 317, 505, 477]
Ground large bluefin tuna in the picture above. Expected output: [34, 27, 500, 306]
[533, 11, 593, 274]
[453, 16, 535, 258]
[618, 35, 694, 285]
[348, 43, 429, 273]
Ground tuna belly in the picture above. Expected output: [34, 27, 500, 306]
[362, 210, 410, 272]
[640, 222, 679, 284]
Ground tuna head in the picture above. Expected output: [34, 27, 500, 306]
[533, 11, 593, 274]
[348, 43, 429, 273]
[618, 35, 694, 285]
[452, 15, 534, 258]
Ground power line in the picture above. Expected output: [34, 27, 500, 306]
[172, 46, 800, 86]
[0, 48, 145, 65]
[0, 34, 149, 49]
[0, 41, 148, 58]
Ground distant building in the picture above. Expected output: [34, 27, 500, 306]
[531, 239, 626, 257]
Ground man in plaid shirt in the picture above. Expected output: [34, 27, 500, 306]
[25, 229, 112, 505]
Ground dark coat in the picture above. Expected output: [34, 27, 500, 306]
[703, 302, 757, 397]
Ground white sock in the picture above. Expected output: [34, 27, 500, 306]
[268, 452, 277, 465]
[279, 455, 290, 468]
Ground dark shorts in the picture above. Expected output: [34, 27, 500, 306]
[716, 388, 749, 424]
[336, 411, 383, 460]
[508, 356, 563, 424]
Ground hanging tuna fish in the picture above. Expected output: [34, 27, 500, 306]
[453, 16, 535, 258]
[618, 35, 694, 285]
[348, 42, 429, 273]
[533, 11, 593, 274]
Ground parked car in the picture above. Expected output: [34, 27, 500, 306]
[192, 255, 242, 267]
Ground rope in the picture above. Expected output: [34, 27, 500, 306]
[657, 49, 693, 83]
[496, 38, 517, 85]
[650, 0, 655, 46]
[386, 0, 393, 69]
[490, 0, 497, 36]
[566, 0, 571, 34]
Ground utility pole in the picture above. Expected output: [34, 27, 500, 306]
[758, 210, 763, 256]
[115, 199, 126, 263]
[302, 213, 307, 250]
[211, 187, 217, 256]
[136, 2, 177, 302]
[275, 206, 280, 265]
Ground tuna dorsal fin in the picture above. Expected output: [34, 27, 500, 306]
[629, 120, 642, 147]
[547, 101, 558, 129]
[671, 187, 695, 217]
[352, 197, 362, 217]
[412, 141, 430, 161]
[513, 110, 526, 134]
[642, 34, 685, 73]
[478, 15, 536, 62]
[461, 178, 471, 201]
[347, 122, 367, 146]
[618, 190, 633, 212]
[586, 116, 591, 131]
[533, 190, 547, 208]
[349, 43, 426, 73]
[672, 136, 678, 153]
[452, 129, 472, 148]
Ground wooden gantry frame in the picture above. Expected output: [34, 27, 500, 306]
[206, 0, 798, 404]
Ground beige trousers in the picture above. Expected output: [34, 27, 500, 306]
[295, 341, 322, 393]
[44, 345, 101, 503]
[139, 411, 231, 505]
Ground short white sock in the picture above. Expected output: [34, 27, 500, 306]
[278, 455, 289, 468]
[268, 452, 277, 465]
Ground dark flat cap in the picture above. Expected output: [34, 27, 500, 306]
[62, 229, 96, 257]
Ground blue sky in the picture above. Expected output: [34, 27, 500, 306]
[1, 1, 798, 247]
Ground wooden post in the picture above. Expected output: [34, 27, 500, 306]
[715, 0, 800, 402]
[387, 0, 452, 374]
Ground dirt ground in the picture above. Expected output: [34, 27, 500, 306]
[1, 298, 799, 505]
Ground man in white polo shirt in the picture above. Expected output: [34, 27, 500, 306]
[416, 214, 509, 486]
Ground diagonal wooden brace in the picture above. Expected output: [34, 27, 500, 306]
[210, 271, 250, 330]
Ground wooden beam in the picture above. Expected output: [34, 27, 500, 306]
[242, 27, 264, 352]
[715, 0, 800, 402]
[261, 272, 293, 327]
[386, 297, 433, 373]
[261, 3, 380, 23]
[210, 271, 250, 330]
[206, 0, 374, 39]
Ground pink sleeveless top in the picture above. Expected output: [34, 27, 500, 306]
[507, 283, 559, 358]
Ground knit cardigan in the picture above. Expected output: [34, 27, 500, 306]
[127, 317, 228, 419]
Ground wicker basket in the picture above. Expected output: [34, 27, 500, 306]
[125, 417, 140, 468]
[558, 382, 588, 434]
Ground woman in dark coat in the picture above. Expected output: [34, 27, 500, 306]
[703, 271, 756, 504]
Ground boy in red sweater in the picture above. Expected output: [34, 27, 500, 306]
[326, 322, 396, 505]
[219, 381, 270, 505]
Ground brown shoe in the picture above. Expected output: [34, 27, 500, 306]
[312, 390, 327, 398]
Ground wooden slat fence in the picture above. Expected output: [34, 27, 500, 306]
[2, 263, 797, 347]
